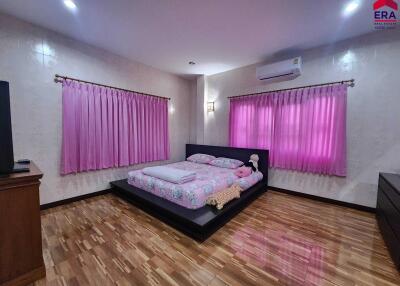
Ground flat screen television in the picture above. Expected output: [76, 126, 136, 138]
[0, 81, 30, 174]
[0, 81, 15, 174]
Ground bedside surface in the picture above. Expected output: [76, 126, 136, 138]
[380, 173, 400, 194]
[0, 162, 43, 189]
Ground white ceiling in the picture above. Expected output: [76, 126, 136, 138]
[0, 0, 374, 76]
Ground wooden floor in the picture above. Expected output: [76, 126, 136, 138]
[34, 191, 400, 286]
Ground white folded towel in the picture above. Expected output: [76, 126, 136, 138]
[142, 166, 196, 184]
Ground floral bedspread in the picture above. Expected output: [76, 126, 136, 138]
[127, 161, 263, 209]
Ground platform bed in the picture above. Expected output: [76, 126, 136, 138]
[111, 144, 269, 241]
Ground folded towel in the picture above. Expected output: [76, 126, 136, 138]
[142, 166, 196, 184]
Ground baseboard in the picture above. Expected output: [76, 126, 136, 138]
[269, 186, 376, 213]
[40, 189, 112, 210]
[40, 185, 375, 213]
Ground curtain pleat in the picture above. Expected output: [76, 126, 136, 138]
[61, 80, 170, 175]
[229, 84, 347, 176]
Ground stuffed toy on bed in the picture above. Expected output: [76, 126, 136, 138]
[234, 154, 259, 178]
[206, 184, 243, 210]
[245, 154, 259, 172]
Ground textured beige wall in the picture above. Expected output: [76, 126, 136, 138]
[0, 13, 192, 204]
[2, 11, 400, 208]
[202, 30, 400, 207]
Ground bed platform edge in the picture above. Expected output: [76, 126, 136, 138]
[111, 179, 268, 241]
[111, 144, 269, 241]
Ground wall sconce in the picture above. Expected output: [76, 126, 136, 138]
[207, 101, 215, 112]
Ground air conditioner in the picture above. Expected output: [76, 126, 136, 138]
[256, 57, 302, 82]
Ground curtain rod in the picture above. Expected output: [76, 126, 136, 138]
[227, 79, 355, 99]
[54, 74, 171, 100]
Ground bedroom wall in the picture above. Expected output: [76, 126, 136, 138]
[195, 75, 206, 145]
[201, 29, 400, 208]
[189, 79, 198, 144]
[0, 13, 193, 205]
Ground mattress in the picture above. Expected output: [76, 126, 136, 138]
[127, 161, 263, 209]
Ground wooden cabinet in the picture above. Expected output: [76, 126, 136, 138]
[377, 173, 400, 271]
[0, 162, 45, 286]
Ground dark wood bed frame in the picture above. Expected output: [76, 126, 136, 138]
[110, 144, 269, 241]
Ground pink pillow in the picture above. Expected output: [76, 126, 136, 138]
[187, 153, 216, 164]
[234, 166, 252, 178]
[209, 157, 244, 169]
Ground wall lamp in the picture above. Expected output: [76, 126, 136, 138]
[207, 101, 215, 112]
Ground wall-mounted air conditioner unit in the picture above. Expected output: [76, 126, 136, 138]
[256, 57, 302, 82]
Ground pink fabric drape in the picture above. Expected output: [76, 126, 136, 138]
[229, 84, 347, 176]
[61, 80, 169, 175]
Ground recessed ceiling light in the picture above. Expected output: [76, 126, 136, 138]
[64, 0, 77, 11]
[343, 0, 360, 17]
[188, 61, 196, 65]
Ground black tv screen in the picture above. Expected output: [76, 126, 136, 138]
[0, 81, 14, 174]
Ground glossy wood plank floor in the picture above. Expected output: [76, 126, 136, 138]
[34, 191, 400, 286]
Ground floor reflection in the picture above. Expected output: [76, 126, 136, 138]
[232, 227, 325, 285]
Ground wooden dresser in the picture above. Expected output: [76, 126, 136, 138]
[377, 173, 400, 271]
[0, 162, 45, 286]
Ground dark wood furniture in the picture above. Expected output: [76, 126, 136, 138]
[377, 173, 400, 271]
[0, 162, 45, 286]
[111, 144, 269, 241]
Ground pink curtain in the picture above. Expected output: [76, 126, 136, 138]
[229, 84, 347, 176]
[61, 80, 169, 175]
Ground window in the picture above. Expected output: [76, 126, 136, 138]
[229, 85, 347, 176]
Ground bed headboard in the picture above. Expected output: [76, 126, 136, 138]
[186, 144, 269, 182]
